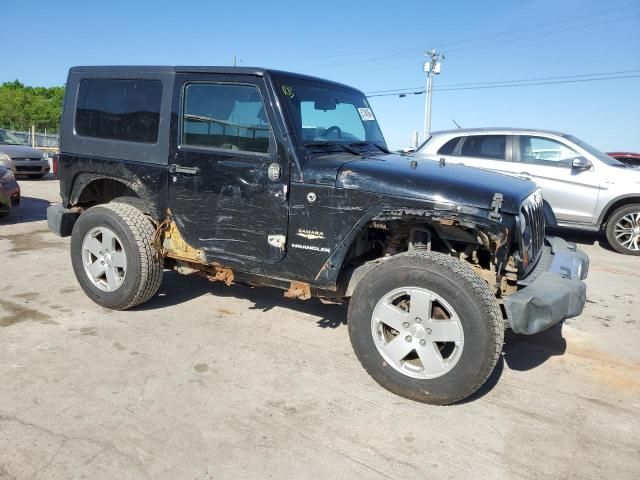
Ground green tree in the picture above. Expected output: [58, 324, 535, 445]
[0, 80, 65, 132]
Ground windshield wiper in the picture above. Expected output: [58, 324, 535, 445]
[348, 141, 389, 154]
[304, 141, 361, 155]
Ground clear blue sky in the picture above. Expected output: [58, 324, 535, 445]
[2, 0, 639, 150]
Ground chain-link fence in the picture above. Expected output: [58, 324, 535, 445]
[2, 128, 60, 149]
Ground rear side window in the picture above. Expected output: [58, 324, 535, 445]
[182, 83, 270, 154]
[437, 137, 461, 155]
[75, 79, 162, 143]
[460, 135, 507, 160]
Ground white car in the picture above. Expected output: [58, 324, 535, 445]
[414, 128, 640, 255]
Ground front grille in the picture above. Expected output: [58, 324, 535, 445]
[16, 165, 43, 172]
[519, 190, 545, 274]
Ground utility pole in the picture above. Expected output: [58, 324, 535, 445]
[423, 49, 444, 141]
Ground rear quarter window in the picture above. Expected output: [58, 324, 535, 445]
[75, 79, 162, 143]
[460, 135, 507, 160]
[437, 137, 461, 155]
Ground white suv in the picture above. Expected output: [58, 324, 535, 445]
[415, 128, 640, 255]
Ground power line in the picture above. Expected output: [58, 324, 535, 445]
[366, 73, 640, 97]
[436, 74, 640, 91]
[307, 3, 639, 69]
[437, 69, 640, 88]
[366, 69, 640, 94]
[442, 13, 640, 54]
[434, 3, 639, 52]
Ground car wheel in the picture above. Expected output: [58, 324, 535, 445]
[348, 251, 503, 405]
[70, 201, 163, 309]
[605, 204, 640, 256]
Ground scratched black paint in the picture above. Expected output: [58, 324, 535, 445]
[58, 66, 538, 292]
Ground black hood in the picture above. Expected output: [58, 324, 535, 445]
[304, 153, 537, 214]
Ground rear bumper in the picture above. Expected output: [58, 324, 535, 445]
[504, 237, 589, 335]
[47, 204, 79, 237]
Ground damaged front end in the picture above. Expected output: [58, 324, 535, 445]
[504, 190, 589, 334]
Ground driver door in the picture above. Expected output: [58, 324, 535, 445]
[168, 74, 289, 264]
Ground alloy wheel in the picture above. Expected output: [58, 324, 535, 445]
[371, 287, 464, 379]
[81, 226, 127, 292]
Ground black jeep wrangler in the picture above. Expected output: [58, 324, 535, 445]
[48, 66, 589, 404]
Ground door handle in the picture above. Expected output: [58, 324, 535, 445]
[169, 164, 199, 176]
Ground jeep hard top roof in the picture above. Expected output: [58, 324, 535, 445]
[68, 66, 358, 92]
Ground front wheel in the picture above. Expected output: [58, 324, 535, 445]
[605, 204, 640, 255]
[70, 202, 163, 309]
[348, 252, 503, 405]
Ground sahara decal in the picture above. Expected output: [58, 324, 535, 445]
[296, 228, 325, 240]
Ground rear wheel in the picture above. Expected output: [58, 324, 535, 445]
[348, 251, 503, 405]
[605, 204, 640, 255]
[70, 202, 163, 309]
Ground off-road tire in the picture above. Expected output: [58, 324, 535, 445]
[70, 201, 163, 309]
[605, 204, 640, 256]
[348, 251, 503, 405]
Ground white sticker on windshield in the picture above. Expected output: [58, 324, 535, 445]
[358, 107, 375, 121]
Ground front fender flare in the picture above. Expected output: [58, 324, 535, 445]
[314, 205, 509, 286]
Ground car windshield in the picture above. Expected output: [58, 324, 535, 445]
[274, 75, 387, 153]
[564, 134, 626, 167]
[0, 129, 24, 145]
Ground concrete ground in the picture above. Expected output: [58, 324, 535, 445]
[1, 178, 639, 480]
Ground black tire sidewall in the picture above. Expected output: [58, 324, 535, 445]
[348, 256, 498, 404]
[605, 204, 640, 256]
[70, 206, 146, 309]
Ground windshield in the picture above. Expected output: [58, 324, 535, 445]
[0, 129, 24, 145]
[564, 134, 626, 167]
[274, 76, 386, 152]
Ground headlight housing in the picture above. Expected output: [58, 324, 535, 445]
[42, 152, 49, 161]
[0, 168, 15, 184]
[0, 152, 11, 162]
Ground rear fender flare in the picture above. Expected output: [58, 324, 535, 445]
[70, 172, 160, 219]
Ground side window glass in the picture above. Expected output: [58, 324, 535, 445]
[437, 137, 460, 155]
[182, 83, 270, 154]
[460, 135, 507, 160]
[75, 79, 162, 143]
[520, 136, 578, 167]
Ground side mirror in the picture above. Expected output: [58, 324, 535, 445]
[572, 156, 592, 170]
